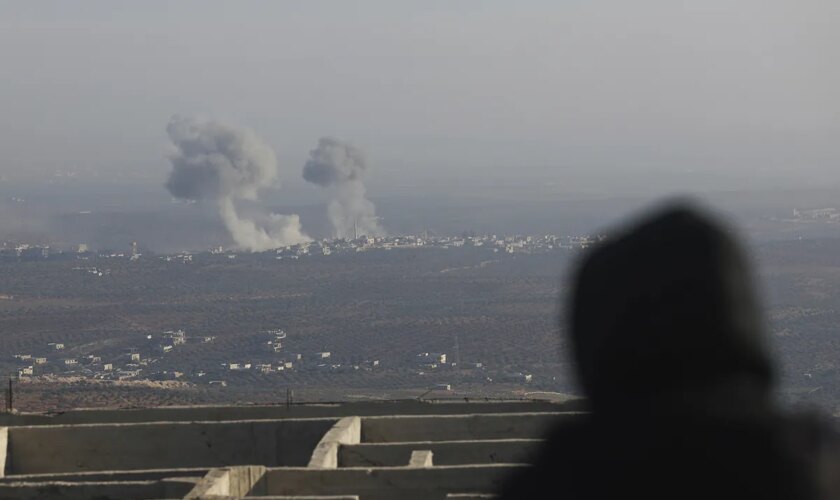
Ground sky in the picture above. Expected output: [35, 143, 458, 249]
[0, 1, 838, 198]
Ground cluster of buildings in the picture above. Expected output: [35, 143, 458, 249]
[0, 243, 51, 261]
[160, 253, 193, 263]
[0, 241, 132, 262]
[413, 351, 533, 388]
[9, 333, 533, 391]
[72, 265, 110, 277]
[792, 207, 840, 221]
[273, 232, 595, 260]
[0, 230, 593, 266]
[9, 327, 388, 387]
[223, 351, 381, 377]
[10, 329, 204, 382]
[12, 345, 120, 380]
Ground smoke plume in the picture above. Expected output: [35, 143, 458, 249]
[165, 115, 310, 251]
[302, 137, 384, 239]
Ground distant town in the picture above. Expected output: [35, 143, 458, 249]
[4, 207, 840, 412]
[1, 231, 597, 264]
[0, 231, 592, 395]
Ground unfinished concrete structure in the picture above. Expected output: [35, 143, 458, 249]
[0, 400, 579, 499]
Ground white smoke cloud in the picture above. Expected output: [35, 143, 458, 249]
[165, 115, 310, 251]
[302, 137, 384, 239]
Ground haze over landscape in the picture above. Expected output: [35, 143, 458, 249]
[1, 2, 838, 190]
[0, 1, 839, 413]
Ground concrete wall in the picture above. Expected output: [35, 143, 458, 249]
[360, 413, 566, 443]
[245, 496, 359, 499]
[0, 403, 581, 498]
[185, 465, 266, 499]
[244, 497, 359, 499]
[445, 495, 497, 499]
[6, 418, 336, 475]
[258, 465, 527, 500]
[308, 417, 361, 469]
[0, 400, 582, 427]
[187, 466, 364, 499]
[0, 478, 195, 500]
[339, 439, 543, 467]
[0, 467, 209, 484]
[0, 427, 7, 479]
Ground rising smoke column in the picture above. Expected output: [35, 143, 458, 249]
[302, 137, 384, 239]
[165, 115, 310, 251]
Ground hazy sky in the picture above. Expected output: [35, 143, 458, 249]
[1, 1, 837, 196]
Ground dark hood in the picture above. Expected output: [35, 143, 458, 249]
[570, 202, 775, 412]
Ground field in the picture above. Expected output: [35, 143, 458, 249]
[2, 238, 840, 414]
[0, 246, 571, 411]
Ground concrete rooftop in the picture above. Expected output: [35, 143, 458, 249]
[0, 399, 582, 499]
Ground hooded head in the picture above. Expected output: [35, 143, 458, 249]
[570, 202, 774, 413]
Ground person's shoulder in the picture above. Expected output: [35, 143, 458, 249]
[775, 411, 840, 499]
[778, 411, 840, 453]
[497, 415, 596, 499]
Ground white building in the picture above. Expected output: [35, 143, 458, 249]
[417, 352, 447, 365]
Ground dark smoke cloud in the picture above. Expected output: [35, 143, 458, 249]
[166, 115, 277, 201]
[302, 137, 384, 239]
[302, 137, 367, 187]
[165, 115, 309, 250]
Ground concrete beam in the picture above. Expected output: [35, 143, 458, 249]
[186, 466, 266, 499]
[243, 497, 359, 499]
[7, 418, 336, 474]
[308, 417, 361, 469]
[186, 467, 230, 498]
[0, 427, 7, 479]
[162, 476, 203, 498]
[339, 439, 543, 467]
[262, 464, 528, 500]
[361, 413, 569, 443]
[408, 450, 433, 467]
[0, 466, 209, 484]
[0, 479, 193, 500]
[0, 400, 582, 427]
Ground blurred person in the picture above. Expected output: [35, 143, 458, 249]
[502, 202, 840, 499]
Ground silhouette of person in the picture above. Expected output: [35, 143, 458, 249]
[501, 203, 840, 499]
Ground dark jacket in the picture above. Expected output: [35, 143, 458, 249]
[501, 204, 840, 499]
